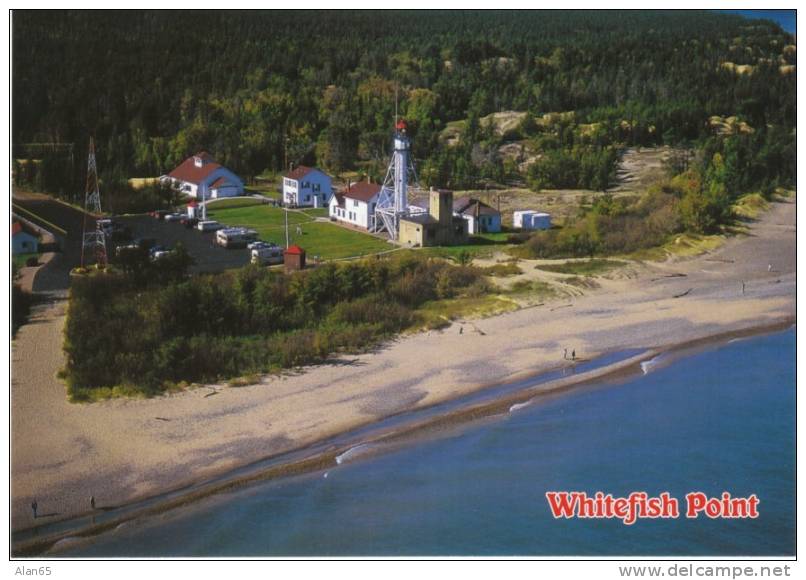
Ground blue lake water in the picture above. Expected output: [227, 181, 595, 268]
[65, 328, 795, 557]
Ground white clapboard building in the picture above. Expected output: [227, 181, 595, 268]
[283, 165, 333, 207]
[329, 180, 381, 230]
[163, 152, 244, 199]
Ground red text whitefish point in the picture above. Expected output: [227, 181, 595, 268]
[545, 491, 760, 526]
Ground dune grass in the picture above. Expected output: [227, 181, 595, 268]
[413, 294, 519, 329]
[535, 258, 626, 276]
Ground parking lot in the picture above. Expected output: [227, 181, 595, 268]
[118, 215, 251, 273]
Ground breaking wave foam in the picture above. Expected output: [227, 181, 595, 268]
[335, 443, 372, 465]
[641, 355, 663, 375]
[509, 400, 533, 413]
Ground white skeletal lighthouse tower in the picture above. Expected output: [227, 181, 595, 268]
[375, 119, 422, 239]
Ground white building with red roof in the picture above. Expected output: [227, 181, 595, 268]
[283, 165, 332, 207]
[328, 180, 381, 230]
[162, 152, 244, 199]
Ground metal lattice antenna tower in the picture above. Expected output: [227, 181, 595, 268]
[374, 119, 424, 239]
[81, 137, 107, 268]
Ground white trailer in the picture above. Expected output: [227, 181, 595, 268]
[251, 245, 284, 265]
[216, 227, 259, 248]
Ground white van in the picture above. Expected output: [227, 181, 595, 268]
[251, 245, 284, 265]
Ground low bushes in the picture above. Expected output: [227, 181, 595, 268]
[62, 254, 486, 398]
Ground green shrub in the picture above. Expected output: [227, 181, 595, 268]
[62, 253, 487, 397]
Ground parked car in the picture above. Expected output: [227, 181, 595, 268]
[247, 240, 272, 250]
[149, 245, 173, 261]
[150, 210, 170, 220]
[134, 237, 157, 251]
[164, 213, 183, 222]
[181, 217, 199, 229]
[115, 243, 140, 257]
[197, 220, 223, 232]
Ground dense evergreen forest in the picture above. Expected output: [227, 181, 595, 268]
[13, 10, 796, 201]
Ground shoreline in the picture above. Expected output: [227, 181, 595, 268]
[11, 197, 796, 555]
[12, 317, 795, 557]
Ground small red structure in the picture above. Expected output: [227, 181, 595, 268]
[284, 245, 306, 272]
[396, 119, 408, 132]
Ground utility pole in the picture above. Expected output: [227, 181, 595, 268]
[284, 206, 290, 249]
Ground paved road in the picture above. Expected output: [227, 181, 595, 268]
[12, 193, 88, 297]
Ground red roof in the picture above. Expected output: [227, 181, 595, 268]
[168, 152, 221, 185]
[285, 165, 317, 180]
[285, 245, 305, 255]
[343, 181, 381, 203]
[12, 222, 23, 235]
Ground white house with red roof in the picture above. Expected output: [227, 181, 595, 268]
[328, 180, 381, 230]
[283, 165, 332, 207]
[162, 152, 244, 199]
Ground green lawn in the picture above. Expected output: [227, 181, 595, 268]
[205, 197, 266, 210]
[209, 205, 311, 229]
[248, 186, 282, 201]
[210, 205, 390, 259]
[301, 207, 329, 218]
[288, 223, 391, 260]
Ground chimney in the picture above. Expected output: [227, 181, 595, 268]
[429, 188, 453, 226]
[348, 180, 352, 192]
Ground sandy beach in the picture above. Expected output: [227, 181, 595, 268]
[10, 196, 796, 544]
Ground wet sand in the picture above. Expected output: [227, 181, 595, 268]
[10, 196, 796, 547]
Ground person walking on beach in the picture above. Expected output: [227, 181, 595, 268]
[741, 281, 745, 295]
[571, 349, 576, 361]
[90, 495, 96, 510]
[31, 500, 37, 519]
[459, 326, 463, 335]
[563, 348, 568, 360]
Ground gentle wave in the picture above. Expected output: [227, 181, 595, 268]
[640, 355, 663, 375]
[49, 536, 82, 552]
[509, 400, 533, 413]
[335, 443, 372, 465]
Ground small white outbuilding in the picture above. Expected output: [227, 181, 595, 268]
[514, 210, 551, 230]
